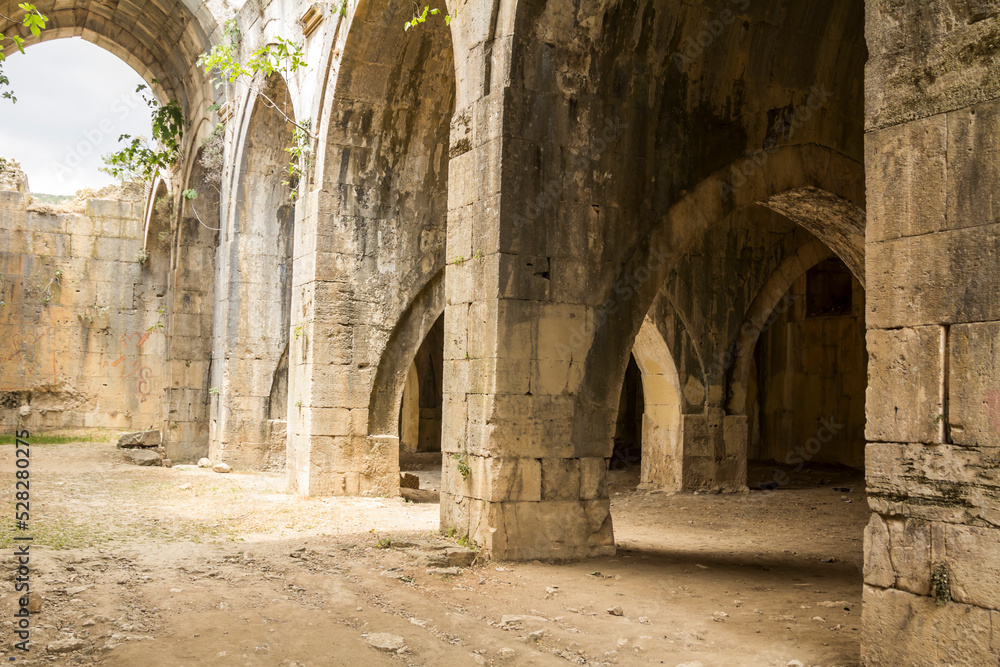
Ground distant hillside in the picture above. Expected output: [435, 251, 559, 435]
[31, 193, 75, 204]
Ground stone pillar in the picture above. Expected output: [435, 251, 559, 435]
[863, 3, 1000, 662]
[440, 75, 616, 561]
[284, 189, 395, 497]
[162, 182, 219, 462]
[399, 362, 420, 454]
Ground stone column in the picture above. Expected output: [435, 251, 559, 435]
[862, 2, 1000, 662]
[162, 182, 219, 462]
[440, 61, 616, 561]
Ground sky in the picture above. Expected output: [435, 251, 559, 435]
[0, 38, 153, 195]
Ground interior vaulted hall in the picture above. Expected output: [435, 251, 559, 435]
[1, 0, 998, 663]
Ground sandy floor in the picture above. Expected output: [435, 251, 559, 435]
[0, 437, 867, 666]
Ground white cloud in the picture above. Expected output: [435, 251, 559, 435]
[0, 38, 153, 195]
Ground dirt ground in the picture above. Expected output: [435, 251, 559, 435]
[0, 435, 868, 666]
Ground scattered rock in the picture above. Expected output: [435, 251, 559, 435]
[162, 459, 172, 468]
[501, 615, 548, 628]
[712, 611, 729, 622]
[637, 616, 650, 624]
[426, 547, 476, 568]
[528, 629, 546, 641]
[124, 449, 162, 466]
[212, 463, 231, 473]
[366, 633, 405, 653]
[116, 430, 161, 448]
[178, 483, 193, 490]
[426, 567, 461, 576]
[400, 473, 419, 489]
[81, 618, 96, 627]
[26, 592, 42, 613]
[197, 458, 212, 468]
[65, 585, 90, 597]
[47, 637, 86, 653]
[786, 661, 805, 667]
[497, 647, 517, 661]
[811, 616, 826, 622]
[607, 606, 624, 617]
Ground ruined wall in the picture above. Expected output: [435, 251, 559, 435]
[0, 168, 165, 432]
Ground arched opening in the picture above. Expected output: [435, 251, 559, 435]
[611, 318, 685, 493]
[610, 354, 644, 490]
[398, 313, 444, 498]
[0, 37, 182, 435]
[1, 38, 153, 195]
[746, 255, 867, 488]
[288, 0, 456, 497]
[210, 73, 297, 470]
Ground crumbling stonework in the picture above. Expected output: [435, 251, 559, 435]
[0, 172, 167, 434]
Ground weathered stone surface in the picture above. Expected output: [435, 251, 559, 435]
[865, 327, 943, 445]
[124, 449, 162, 466]
[863, 514, 895, 590]
[116, 430, 161, 448]
[365, 633, 405, 653]
[865, 7, 1000, 131]
[46, 637, 87, 654]
[939, 523, 1000, 610]
[400, 473, 419, 489]
[867, 225, 1000, 328]
[865, 116, 948, 243]
[862, 586, 994, 665]
[426, 548, 477, 568]
[949, 321, 1000, 447]
[866, 442, 1000, 526]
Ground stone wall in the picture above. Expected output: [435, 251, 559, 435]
[751, 261, 867, 470]
[862, 1, 1000, 661]
[0, 169, 165, 433]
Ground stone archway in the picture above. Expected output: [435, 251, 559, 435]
[0, 0, 217, 132]
[631, 317, 683, 492]
[286, 0, 456, 496]
[210, 73, 297, 470]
